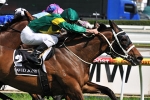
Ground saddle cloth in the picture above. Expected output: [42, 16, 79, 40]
[13, 48, 52, 76]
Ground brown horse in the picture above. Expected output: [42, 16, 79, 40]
[0, 12, 116, 100]
[0, 11, 121, 100]
[0, 19, 143, 100]
[0, 13, 119, 100]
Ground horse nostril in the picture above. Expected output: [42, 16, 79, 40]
[137, 56, 143, 62]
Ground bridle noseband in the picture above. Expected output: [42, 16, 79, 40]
[98, 29, 135, 60]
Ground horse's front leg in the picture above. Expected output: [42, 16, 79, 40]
[82, 81, 118, 100]
[58, 77, 84, 100]
[29, 93, 44, 100]
[52, 95, 66, 100]
[65, 83, 84, 100]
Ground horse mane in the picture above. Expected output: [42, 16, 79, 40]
[97, 23, 107, 32]
[56, 22, 112, 48]
[57, 23, 108, 47]
[56, 31, 95, 49]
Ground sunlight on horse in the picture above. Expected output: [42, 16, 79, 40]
[0, 18, 143, 100]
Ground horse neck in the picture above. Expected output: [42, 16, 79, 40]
[63, 36, 105, 64]
[0, 20, 28, 49]
[64, 30, 113, 64]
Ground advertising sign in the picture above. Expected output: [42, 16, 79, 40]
[90, 54, 150, 95]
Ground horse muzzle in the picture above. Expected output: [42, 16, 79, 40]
[126, 55, 143, 66]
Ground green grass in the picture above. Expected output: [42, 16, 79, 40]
[134, 43, 150, 48]
[0, 93, 150, 100]
[0, 93, 30, 100]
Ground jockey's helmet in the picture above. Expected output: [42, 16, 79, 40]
[61, 8, 79, 23]
[14, 8, 27, 18]
[45, 4, 59, 13]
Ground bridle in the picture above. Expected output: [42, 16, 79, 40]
[98, 29, 135, 61]
[9, 25, 22, 33]
[61, 28, 135, 65]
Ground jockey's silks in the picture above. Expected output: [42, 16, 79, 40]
[28, 14, 86, 34]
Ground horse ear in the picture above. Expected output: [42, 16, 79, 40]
[109, 20, 120, 33]
[109, 20, 113, 28]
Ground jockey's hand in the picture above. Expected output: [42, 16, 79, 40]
[86, 29, 99, 34]
[93, 22, 100, 29]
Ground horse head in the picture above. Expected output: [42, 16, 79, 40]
[63, 20, 142, 66]
[101, 20, 143, 65]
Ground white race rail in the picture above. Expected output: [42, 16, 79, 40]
[107, 25, 150, 30]
[93, 56, 150, 100]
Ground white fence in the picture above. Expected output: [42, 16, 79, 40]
[91, 54, 150, 100]
[120, 25, 150, 30]
[109, 25, 150, 31]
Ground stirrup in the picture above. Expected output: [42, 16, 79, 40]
[35, 57, 43, 65]
[27, 55, 42, 65]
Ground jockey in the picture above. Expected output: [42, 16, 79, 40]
[14, 8, 27, 18]
[21, 8, 99, 65]
[2, 3, 96, 29]
[44, 3, 64, 14]
[32, 3, 64, 19]
[33, 3, 95, 29]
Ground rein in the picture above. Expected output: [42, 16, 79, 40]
[98, 29, 135, 59]
[9, 26, 21, 33]
[61, 28, 135, 65]
[61, 32, 97, 65]
[64, 43, 92, 65]
[62, 37, 92, 65]
[7, 16, 31, 33]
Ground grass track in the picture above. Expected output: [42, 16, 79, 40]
[0, 93, 150, 100]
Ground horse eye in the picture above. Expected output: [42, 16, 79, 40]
[120, 38, 127, 45]
[122, 38, 127, 41]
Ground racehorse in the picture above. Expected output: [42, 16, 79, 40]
[0, 10, 120, 100]
[0, 17, 143, 100]
[0, 14, 118, 99]
[0, 10, 142, 100]
[0, 12, 120, 100]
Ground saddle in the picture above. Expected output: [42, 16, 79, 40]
[13, 47, 54, 96]
[14, 46, 55, 70]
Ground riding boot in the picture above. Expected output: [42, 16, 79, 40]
[27, 42, 48, 64]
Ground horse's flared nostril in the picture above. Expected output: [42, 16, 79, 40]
[137, 56, 143, 63]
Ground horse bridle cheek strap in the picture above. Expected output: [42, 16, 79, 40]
[9, 26, 21, 33]
[98, 29, 135, 59]
[112, 30, 135, 57]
